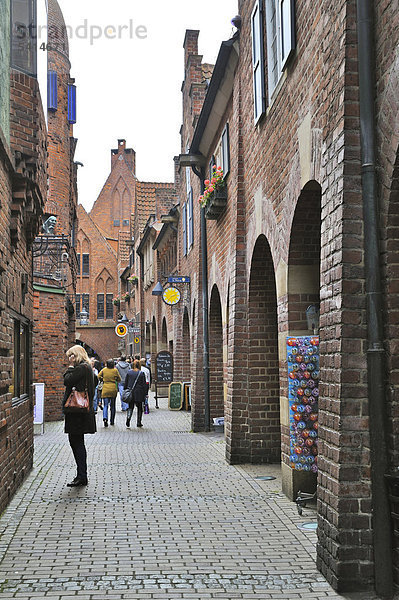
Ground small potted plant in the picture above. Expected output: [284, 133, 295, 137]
[199, 166, 227, 219]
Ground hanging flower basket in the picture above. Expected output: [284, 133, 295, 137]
[127, 275, 138, 285]
[112, 297, 120, 306]
[122, 293, 130, 302]
[199, 166, 228, 220]
[204, 187, 228, 220]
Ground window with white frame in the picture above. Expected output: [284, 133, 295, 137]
[251, 1, 266, 122]
[182, 202, 187, 257]
[265, 0, 296, 101]
[143, 238, 154, 288]
[214, 123, 230, 177]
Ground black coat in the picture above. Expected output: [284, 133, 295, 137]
[63, 362, 96, 435]
[124, 369, 146, 406]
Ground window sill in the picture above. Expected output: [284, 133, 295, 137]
[12, 394, 29, 408]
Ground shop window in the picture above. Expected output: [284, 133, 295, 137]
[97, 294, 104, 320]
[9, 319, 29, 400]
[11, 0, 36, 76]
[82, 253, 89, 277]
[106, 294, 113, 319]
[75, 294, 80, 318]
[265, 0, 296, 100]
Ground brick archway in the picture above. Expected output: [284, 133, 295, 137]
[248, 235, 280, 463]
[209, 285, 224, 421]
[182, 308, 191, 382]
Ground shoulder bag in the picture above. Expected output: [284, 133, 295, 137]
[121, 372, 140, 403]
[64, 386, 89, 413]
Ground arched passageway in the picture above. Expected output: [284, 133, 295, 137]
[247, 236, 280, 463]
[182, 308, 191, 382]
[209, 285, 224, 421]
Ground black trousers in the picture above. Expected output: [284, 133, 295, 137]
[68, 433, 87, 481]
[127, 402, 143, 425]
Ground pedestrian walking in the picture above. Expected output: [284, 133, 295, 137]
[140, 357, 151, 413]
[63, 345, 96, 487]
[116, 354, 131, 411]
[98, 359, 121, 427]
[90, 357, 99, 414]
[124, 359, 146, 428]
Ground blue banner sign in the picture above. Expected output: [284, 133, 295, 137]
[168, 276, 190, 283]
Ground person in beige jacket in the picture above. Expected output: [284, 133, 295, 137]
[98, 359, 121, 427]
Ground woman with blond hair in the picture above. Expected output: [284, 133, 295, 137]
[98, 359, 121, 427]
[63, 345, 96, 487]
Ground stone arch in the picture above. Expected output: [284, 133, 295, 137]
[247, 234, 280, 463]
[209, 284, 224, 421]
[287, 181, 321, 333]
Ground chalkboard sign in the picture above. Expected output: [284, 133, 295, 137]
[169, 382, 183, 410]
[156, 351, 173, 383]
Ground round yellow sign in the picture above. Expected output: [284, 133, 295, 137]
[115, 323, 128, 337]
[134, 337, 140, 344]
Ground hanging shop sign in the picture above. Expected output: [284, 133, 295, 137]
[115, 323, 128, 337]
[287, 336, 319, 474]
[168, 276, 191, 283]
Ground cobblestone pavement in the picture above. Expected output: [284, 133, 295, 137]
[0, 395, 392, 599]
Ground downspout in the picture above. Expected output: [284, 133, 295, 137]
[193, 166, 211, 432]
[356, 2, 393, 597]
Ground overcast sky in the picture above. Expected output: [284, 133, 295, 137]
[56, 1, 238, 212]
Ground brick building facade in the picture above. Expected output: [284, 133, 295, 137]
[132, 2, 399, 595]
[0, 0, 47, 513]
[77, 139, 174, 363]
[32, 0, 79, 422]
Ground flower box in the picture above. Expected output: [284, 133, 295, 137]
[204, 187, 228, 220]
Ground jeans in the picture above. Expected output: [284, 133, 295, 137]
[68, 433, 87, 481]
[119, 383, 129, 411]
[127, 402, 143, 426]
[103, 397, 116, 424]
[93, 387, 99, 412]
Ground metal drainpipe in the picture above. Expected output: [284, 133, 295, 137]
[193, 167, 211, 431]
[356, 1, 393, 596]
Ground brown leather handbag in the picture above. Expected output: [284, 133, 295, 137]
[64, 387, 89, 413]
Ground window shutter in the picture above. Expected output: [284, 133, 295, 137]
[221, 124, 230, 176]
[183, 202, 187, 256]
[280, 0, 296, 69]
[68, 84, 77, 124]
[188, 189, 193, 249]
[47, 71, 58, 111]
[251, 0, 266, 123]
[97, 294, 104, 320]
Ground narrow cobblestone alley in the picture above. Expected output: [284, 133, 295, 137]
[0, 397, 385, 600]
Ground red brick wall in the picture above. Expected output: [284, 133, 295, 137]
[0, 66, 47, 514]
[33, 290, 69, 421]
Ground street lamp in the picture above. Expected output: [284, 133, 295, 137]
[79, 307, 89, 326]
[152, 281, 163, 296]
